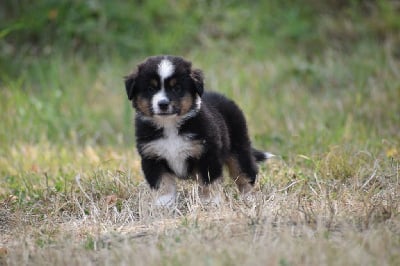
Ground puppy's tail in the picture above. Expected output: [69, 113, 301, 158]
[252, 148, 275, 163]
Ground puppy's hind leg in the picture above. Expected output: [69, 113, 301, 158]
[226, 154, 258, 194]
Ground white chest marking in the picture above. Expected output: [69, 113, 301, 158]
[141, 123, 203, 177]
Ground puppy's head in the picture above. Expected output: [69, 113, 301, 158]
[125, 56, 203, 120]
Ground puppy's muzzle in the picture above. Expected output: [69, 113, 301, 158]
[158, 99, 170, 112]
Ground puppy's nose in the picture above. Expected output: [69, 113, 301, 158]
[158, 99, 170, 111]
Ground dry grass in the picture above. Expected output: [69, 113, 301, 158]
[1, 145, 399, 266]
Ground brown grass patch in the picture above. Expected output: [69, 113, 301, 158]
[1, 154, 399, 265]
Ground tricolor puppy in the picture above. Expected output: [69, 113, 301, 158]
[124, 55, 273, 206]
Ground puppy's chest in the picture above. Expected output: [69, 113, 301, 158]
[141, 126, 203, 177]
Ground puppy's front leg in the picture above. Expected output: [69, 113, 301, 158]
[141, 158, 177, 207]
[197, 154, 223, 205]
[198, 180, 222, 205]
[154, 173, 177, 207]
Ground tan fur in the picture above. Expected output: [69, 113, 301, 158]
[198, 177, 222, 204]
[226, 156, 253, 194]
[136, 96, 152, 116]
[157, 173, 176, 195]
[153, 173, 177, 206]
[150, 79, 158, 87]
[169, 78, 177, 87]
[180, 93, 194, 115]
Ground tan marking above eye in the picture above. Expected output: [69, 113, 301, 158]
[169, 78, 177, 87]
[150, 79, 158, 87]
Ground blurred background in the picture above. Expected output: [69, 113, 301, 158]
[1, 0, 399, 155]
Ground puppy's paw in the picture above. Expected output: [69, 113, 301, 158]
[200, 192, 222, 206]
[198, 183, 222, 206]
[240, 192, 256, 204]
[155, 192, 176, 208]
[238, 183, 257, 206]
[238, 183, 254, 194]
[154, 173, 177, 208]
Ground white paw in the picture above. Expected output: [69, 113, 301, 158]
[155, 192, 176, 207]
[209, 194, 222, 205]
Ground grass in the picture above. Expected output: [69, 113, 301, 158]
[1, 1, 400, 265]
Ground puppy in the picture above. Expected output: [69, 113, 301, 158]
[124, 55, 273, 206]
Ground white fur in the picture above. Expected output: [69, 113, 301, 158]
[157, 59, 174, 81]
[151, 58, 176, 115]
[155, 174, 177, 207]
[152, 113, 180, 128]
[156, 193, 176, 207]
[264, 152, 275, 159]
[151, 89, 170, 114]
[141, 119, 203, 177]
[195, 94, 202, 109]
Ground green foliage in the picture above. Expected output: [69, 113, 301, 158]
[2, 1, 400, 75]
[1, 0, 204, 61]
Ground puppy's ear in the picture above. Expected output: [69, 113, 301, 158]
[124, 72, 137, 100]
[190, 69, 204, 96]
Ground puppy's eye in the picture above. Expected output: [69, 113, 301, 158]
[171, 85, 182, 93]
[148, 86, 157, 92]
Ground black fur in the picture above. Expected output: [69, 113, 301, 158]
[125, 55, 270, 192]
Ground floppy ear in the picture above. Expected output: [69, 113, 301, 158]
[124, 72, 137, 100]
[190, 69, 204, 96]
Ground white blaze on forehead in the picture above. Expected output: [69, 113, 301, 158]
[157, 59, 175, 81]
[154, 59, 174, 115]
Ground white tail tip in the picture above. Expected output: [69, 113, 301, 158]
[264, 152, 276, 159]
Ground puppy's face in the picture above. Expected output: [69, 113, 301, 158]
[125, 56, 204, 119]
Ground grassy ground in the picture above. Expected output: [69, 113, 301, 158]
[1, 1, 400, 265]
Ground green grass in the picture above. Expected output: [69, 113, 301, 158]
[1, 1, 400, 265]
